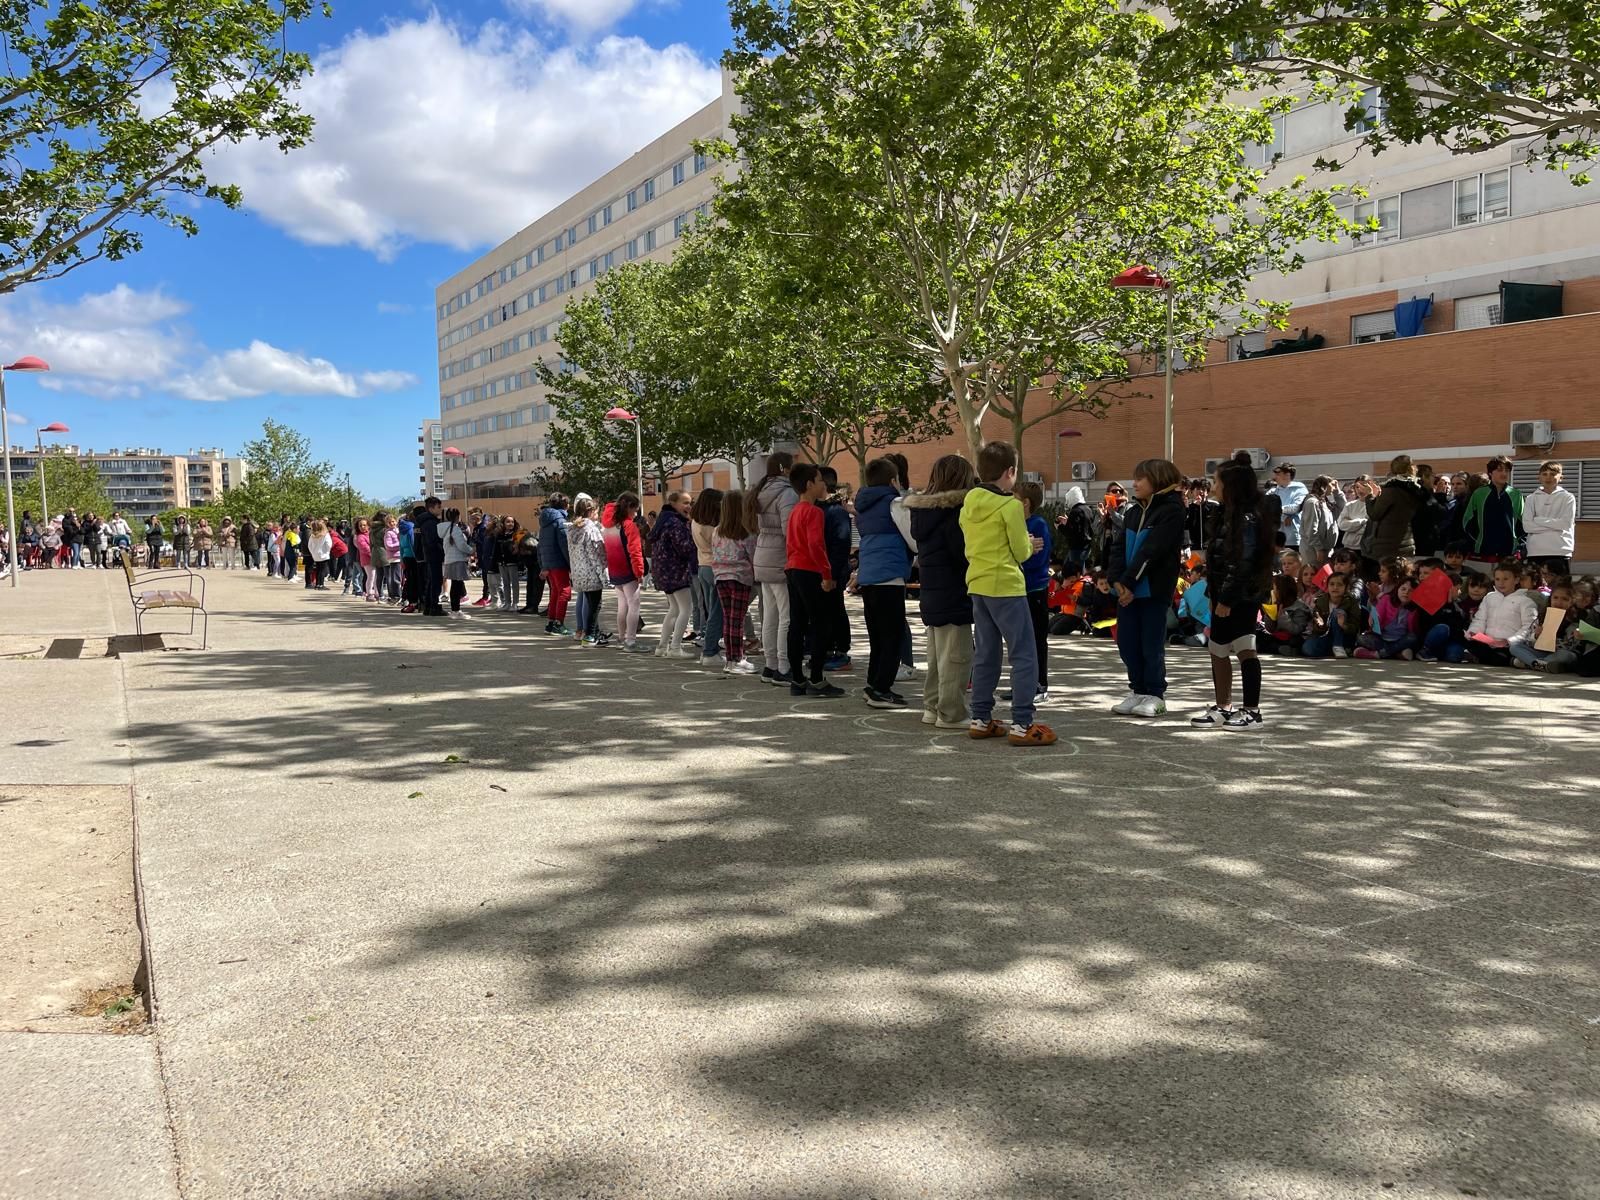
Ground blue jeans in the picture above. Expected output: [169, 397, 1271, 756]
[1303, 622, 1353, 657]
[972, 594, 1037, 728]
[1421, 623, 1466, 663]
[1508, 639, 1551, 668]
[695, 566, 723, 657]
[68, 542, 82, 567]
[1115, 596, 1169, 698]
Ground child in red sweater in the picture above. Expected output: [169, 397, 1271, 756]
[784, 464, 844, 698]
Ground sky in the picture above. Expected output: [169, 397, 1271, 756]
[0, 0, 733, 501]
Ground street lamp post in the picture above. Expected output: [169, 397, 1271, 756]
[442, 447, 466, 501]
[1, 356, 52, 589]
[35, 421, 69, 529]
[605, 407, 644, 501]
[1054, 427, 1083, 497]
[1110, 265, 1176, 461]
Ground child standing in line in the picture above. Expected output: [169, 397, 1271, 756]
[711, 489, 760, 675]
[690, 490, 725, 664]
[650, 490, 699, 659]
[905, 454, 976, 730]
[960, 442, 1055, 746]
[381, 514, 401, 603]
[306, 520, 333, 590]
[603, 493, 648, 652]
[854, 457, 918, 708]
[566, 501, 608, 645]
[784, 463, 846, 698]
[353, 518, 372, 599]
[1109, 458, 1187, 720]
[1017, 481, 1053, 707]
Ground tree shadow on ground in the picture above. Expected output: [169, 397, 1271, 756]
[122, 595, 1600, 1199]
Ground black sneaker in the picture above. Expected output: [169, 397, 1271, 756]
[864, 688, 896, 709]
[887, 691, 909, 707]
[1223, 708, 1264, 731]
[807, 681, 845, 698]
[790, 683, 810, 697]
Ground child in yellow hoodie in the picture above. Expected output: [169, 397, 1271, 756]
[959, 442, 1057, 747]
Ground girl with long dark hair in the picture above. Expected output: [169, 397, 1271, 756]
[1192, 455, 1280, 730]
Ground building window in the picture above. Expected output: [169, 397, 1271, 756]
[693, 151, 708, 174]
[626, 238, 638, 260]
[569, 269, 579, 288]
[673, 214, 687, 238]
[672, 161, 686, 186]
[1352, 86, 1385, 134]
[1229, 331, 1268, 361]
[588, 258, 599, 279]
[644, 229, 656, 252]
[627, 189, 638, 212]
[1454, 169, 1511, 226]
[1246, 116, 1285, 167]
[587, 213, 598, 235]
[1353, 194, 1400, 244]
[603, 204, 613, 225]
[1351, 311, 1397, 344]
[644, 178, 655, 202]
[1454, 292, 1502, 330]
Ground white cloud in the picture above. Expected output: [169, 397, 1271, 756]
[0, 285, 415, 403]
[510, 0, 643, 35]
[172, 341, 417, 402]
[215, 16, 722, 257]
[6, 411, 27, 427]
[376, 301, 415, 315]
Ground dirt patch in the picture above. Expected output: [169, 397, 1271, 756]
[0, 785, 146, 1032]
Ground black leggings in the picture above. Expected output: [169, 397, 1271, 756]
[449, 579, 466, 612]
[1027, 590, 1049, 690]
[861, 584, 906, 694]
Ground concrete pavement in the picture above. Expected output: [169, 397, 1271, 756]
[4, 566, 1599, 1198]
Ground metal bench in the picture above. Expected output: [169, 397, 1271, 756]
[121, 556, 209, 648]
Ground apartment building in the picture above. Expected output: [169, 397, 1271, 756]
[3, 445, 252, 519]
[882, 87, 1600, 562]
[433, 78, 738, 503]
[419, 419, 444, 498]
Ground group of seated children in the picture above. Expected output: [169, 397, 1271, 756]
[1044, 546, 1599, 676]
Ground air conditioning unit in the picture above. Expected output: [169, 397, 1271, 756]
[1203, 457, 1227, 476]
[1233, 448, 1272, 470]
[1071, 461, 1097, 481]
[1509, 419, 1553, 448]
[1022, 470, 1044, 484]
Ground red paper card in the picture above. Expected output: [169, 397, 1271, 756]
[1309, 563, 1332, 591]
[1411, 570, 1454, 615]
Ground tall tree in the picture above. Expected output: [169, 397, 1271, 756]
[1162, 0, 1600, 182]
[224, 419, 346, 520]
[1, 0, 326, 295]
[15, 454, 111, 518]
[722, 0, 1350, 460]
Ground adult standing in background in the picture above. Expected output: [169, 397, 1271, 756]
[1523, 460, 1576, 578]
[1410, 465, 1448, 556]
[1362, 455, 1425, 579]
[1268, 463, 1307, 552]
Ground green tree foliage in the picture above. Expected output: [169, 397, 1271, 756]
[1162, 0, 1600, 183]
[722, 0, 1351, 460]
[1, 0, 328, 295]
[14, 453, 112, 518]
[221, 419, 349, 521]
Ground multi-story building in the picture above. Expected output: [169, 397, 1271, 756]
[418, 420, 444, 499]
[2, 445, 252, 519]
[433, 79, 738, 513]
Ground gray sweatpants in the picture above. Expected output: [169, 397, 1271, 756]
[971, 594, 1037, 729]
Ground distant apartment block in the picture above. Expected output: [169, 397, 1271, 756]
[2, 444, 251, 519]
[419, 419, 444, 498]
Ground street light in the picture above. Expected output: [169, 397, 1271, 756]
[35, 421, 69, 529]
[1054, 427, 1084, 497]
[1, 357, 51, 588]
[605, 407, 644, 502]
[1111, 265, 1176, 461]
[441, 447, 466, 501]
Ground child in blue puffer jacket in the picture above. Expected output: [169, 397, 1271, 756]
[853, 458, 918, 707]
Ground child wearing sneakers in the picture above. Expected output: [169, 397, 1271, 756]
[1109, 458, 1187, 718]
[960, 442, 1055, 746]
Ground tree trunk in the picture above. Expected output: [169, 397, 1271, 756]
[1011, 410, 1027, 477]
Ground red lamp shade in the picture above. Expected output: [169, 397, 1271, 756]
[442, 446, 465, 457]
[1058, 429, 1083, 438]
[42, 422, 69, 433]
[3, 355, 50, 372]
[605, 407, 637, 420]
[1110, 265, 1169, 290]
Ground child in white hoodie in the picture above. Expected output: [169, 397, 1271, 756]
[1464, 562, 1539, 667]
[1522, 460, 1576, 578]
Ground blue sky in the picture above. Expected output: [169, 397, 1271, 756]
[0, 0, 733, 500]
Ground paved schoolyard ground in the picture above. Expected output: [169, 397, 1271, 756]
[4, 567, 1598, 1199]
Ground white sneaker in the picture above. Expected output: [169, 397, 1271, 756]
[896, 663, 916, 682]
[447, 609, 461, 619]
[1190, 705, 1230, 728]
[667, 647, 697, 660]
[1131, 695, 1168, 718]
[1111, 692, 1142, 715]
[725, 659, 758, 675]
[701, 653, 725, 668]
[1333, 646, 1350, 659]
[1033, 690, 1049, 707]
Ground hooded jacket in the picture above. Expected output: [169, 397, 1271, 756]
[649, 506, 697, 593]
[1523, 486, 1576, 558]
[959, 485, 1030, 597]
[602, 502, 646, 585]
[1207, 495, 1280, 609]
[1108, 489, 1186, 603]
[854, 484, 915, 587]
[1364, 475, 1425, 560]
[414, 509, 442, 564]
[752, 475, 797, 585]
[537, 506, 571, 570]
[567, 517, 608, 593]
[906, 489, 972, 626]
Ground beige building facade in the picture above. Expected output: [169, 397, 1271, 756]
[419, 419, 444, 498]
[433, 79, 738, 499]
[3, 445, 250, 518]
